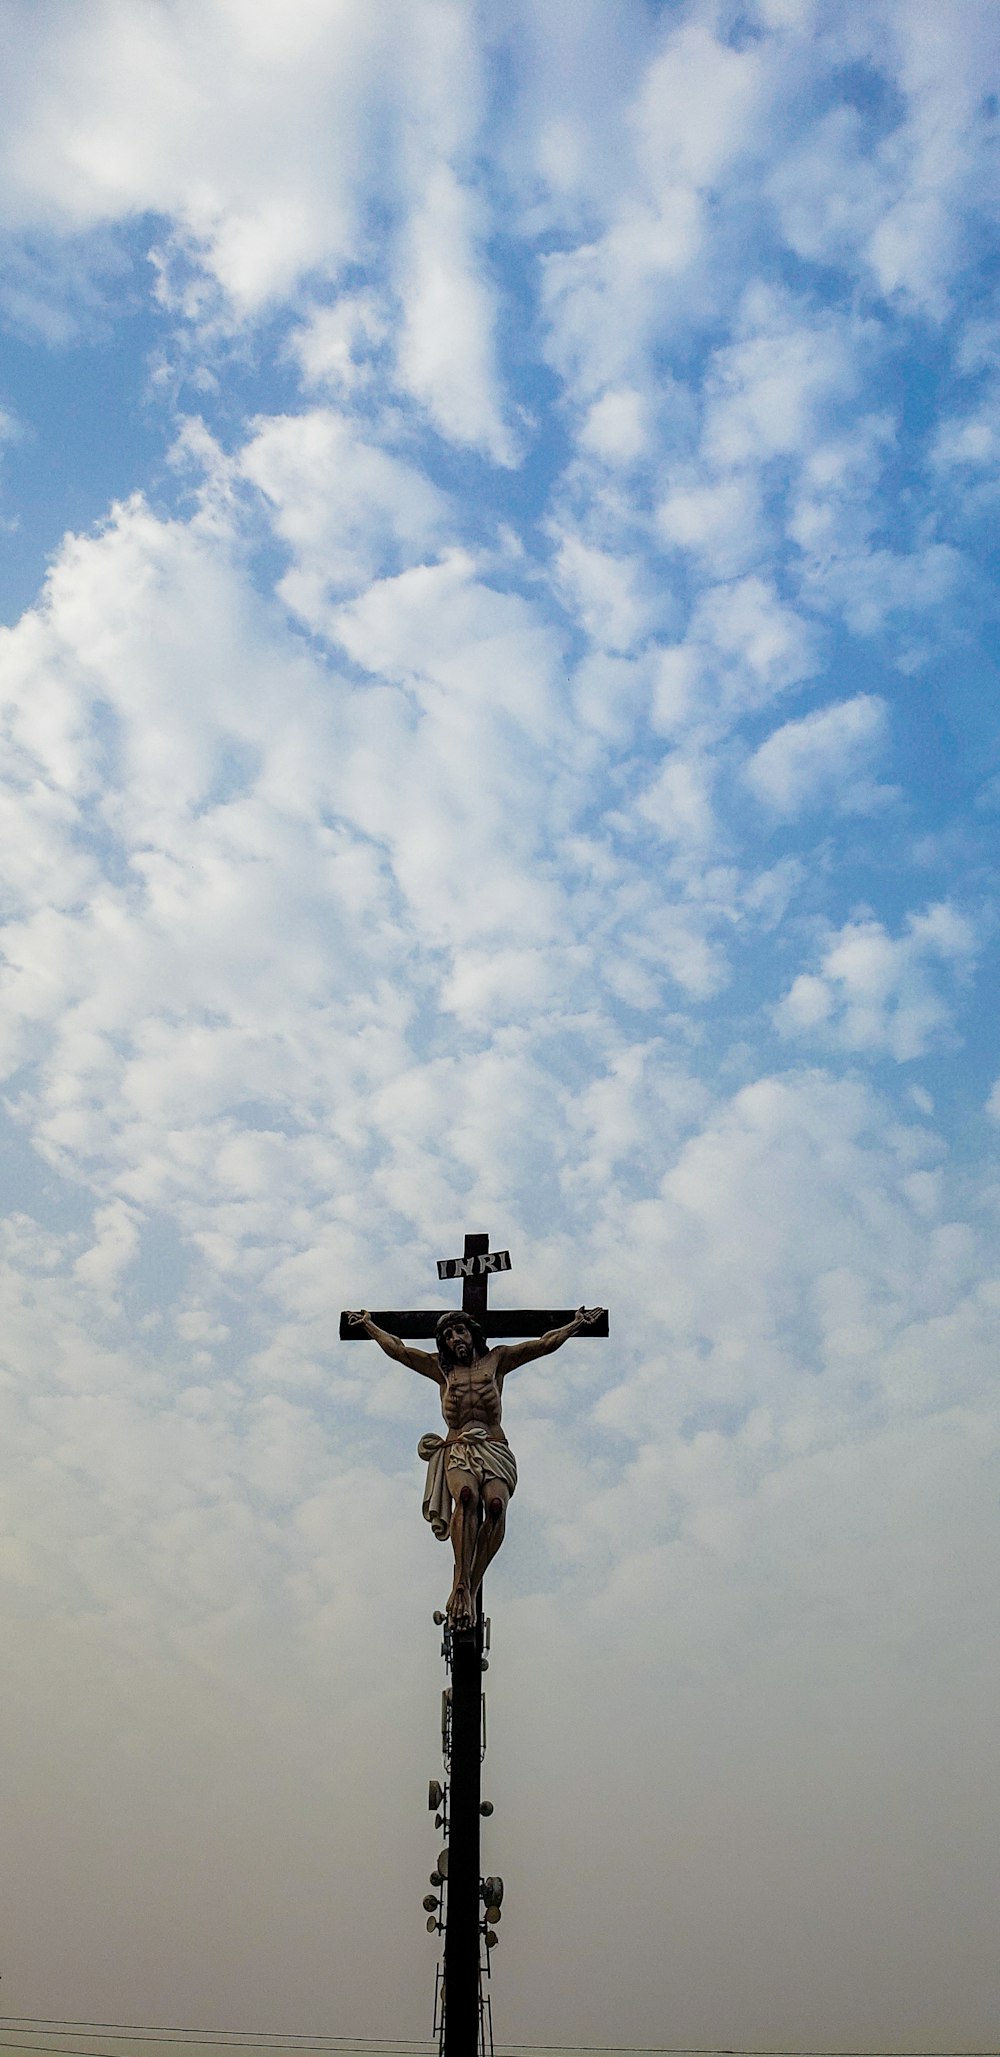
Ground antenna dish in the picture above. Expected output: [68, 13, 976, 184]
[423, 1893, 439, 1912]
[479, 1800, 493, 1816]
[428, 1780, 443, 1810]
[426, 1915, 438, 1934]
[437, 1848, 449, 1877]
[485, 1929, 498, 1949]
[485, 1905, 501, 1923]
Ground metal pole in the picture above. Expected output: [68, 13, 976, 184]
[443, 1604, 483, 2057]
[444, 1236, 490, 2054]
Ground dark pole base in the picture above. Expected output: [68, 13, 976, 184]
[443, 1604, 483, 2057]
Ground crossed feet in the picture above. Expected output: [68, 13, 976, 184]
[447, 1581, 475, 1632]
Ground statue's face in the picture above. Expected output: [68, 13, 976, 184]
[441, 1320, 474, 1363]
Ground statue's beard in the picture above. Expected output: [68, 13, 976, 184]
[444, 1340, 479, 1369]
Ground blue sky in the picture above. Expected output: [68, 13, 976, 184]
[0, 3, 998, 2051]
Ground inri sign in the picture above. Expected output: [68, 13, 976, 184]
[436, 1249, 511, 1280]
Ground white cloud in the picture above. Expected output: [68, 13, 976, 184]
[701, 287, 867, 469]
[288, 293, 388, 395]
[862, 3, 1000, 316]
[236, 405, 449, 610]
[0, 0, 515, 458]
[533, 10, 767, 403]
[656, 290, 912, 661]
[0, 494, 426, 1224]
[649, 576, 820, 744]
[804, 539, 962, 636]
[776, 903, 978, 1060]
[0, 0, 393, 305]
[439, 946, 563, 1027]
[331, 549, 563, 737]
[577, 385, 648, 464]
[72, 1197, 141, 1301]
[931, 395, 1000, 472]
[768, 105, 889, 271]
[657, 470, 768, 579]
[571, 650, 652, 744]
[782, 406, 964, 638]
[768, 8, 1000, 317]
[540, 192, 703, 400]
[693, 575, 819, 706]
[395, 162, 513, 461]
[787, 412, 895, 559]
[550, 529, 661, 652]
[649, 643, 701, 733]
[636, 751, 716, 851]
[631, 21, 768, 193]
[745, 693, 892, 816]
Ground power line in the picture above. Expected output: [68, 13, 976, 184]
[0, 2032, 426, 2052]
[0, 2037, 432, 2057]
[0, 2040, 430, 2057]
[0, 2027, 994, 2057]
[0, 2029, 423, 2048]
[0, 2044, 432, 2057]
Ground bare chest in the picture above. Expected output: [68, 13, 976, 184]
[440, 1353, 505, 1436]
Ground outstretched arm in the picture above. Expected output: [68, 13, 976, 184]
[496, 1306, 605, 1375]
[345, 1311, 442, 1382]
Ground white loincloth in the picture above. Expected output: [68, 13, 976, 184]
[417, 1426, 518, 1540]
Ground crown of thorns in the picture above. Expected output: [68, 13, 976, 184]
[435, 1310, 487, 1360]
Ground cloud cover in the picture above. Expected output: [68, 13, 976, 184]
[0, 2, 998, 2050]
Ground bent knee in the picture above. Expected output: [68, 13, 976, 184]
[488, 1495, 505, 1522]
[459, 1485, 475, 1509]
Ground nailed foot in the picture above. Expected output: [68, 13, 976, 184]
[448, 1582, 475, 1632]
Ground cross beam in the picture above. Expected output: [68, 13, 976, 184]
[338, 1229, 609, 1339]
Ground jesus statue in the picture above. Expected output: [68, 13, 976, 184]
[346, 1305, 605, 1629]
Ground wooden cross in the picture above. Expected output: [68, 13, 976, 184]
[338, 1228, 609, 1341]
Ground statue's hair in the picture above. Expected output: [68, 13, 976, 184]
[435, 1309, 487, 1369]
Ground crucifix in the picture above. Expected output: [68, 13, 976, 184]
[340, 1229, 607, 1631]
[340, 1230, 608, 2057]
